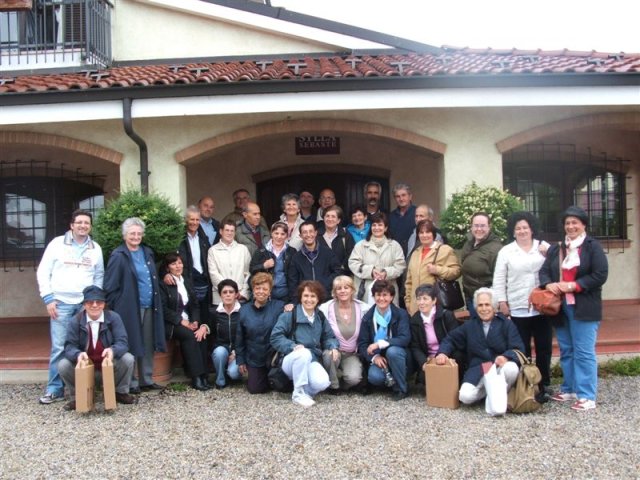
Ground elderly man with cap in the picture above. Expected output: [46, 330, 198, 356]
[58, 286, 137, 410]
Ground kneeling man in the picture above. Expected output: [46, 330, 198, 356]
[435, 287, 524, 409]
[58, 286, 137, 410]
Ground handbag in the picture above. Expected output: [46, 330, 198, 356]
[528, 242, 564, 316]
[483, 362, 508, 416]
[528, 288, 561, 316]
[432, 246, 465, 310]
[267, 351, 293, 393]
[267, 309, 298, 392]
[507, 350, 542, 414]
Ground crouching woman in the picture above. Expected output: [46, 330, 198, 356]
[270, 281, 339, 407]
[435, 287, 524, 409]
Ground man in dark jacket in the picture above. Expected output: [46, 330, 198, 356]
[196, 196, 220, 247]
[436, 287, 524, 409]
[58, 286, 137, 410]
[460, 212, 503, 318]
[357, 280, 411, 400]
[287, 221, 342, 301]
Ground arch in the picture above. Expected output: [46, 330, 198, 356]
[176, 119, 447, 164]
[0, 131, 123, 164]
[496, 112, 640, 153]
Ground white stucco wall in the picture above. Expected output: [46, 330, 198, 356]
[1, 104, 637, 318]
[112, 0, 338, 61]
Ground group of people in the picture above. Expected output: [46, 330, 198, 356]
[36, 181, 608, 413]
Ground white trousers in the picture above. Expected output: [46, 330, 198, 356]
[459, 361, 519, 404]
[282, 348, 330, 397]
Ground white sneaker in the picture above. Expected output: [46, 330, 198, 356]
[39, 392, 64, 404]
[550, 392, 577, 402]
[571, 398, 596, 411]
[292, 389, 315, 408]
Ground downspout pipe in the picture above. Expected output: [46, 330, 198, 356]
[122, 98, 149, 194]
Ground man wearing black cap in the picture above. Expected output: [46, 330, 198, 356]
[58, 286, 137, 410]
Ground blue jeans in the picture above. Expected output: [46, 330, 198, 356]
[211, 346, 241, 387]
[367, 346, 408, 394]
[555, 301, 600, 400]
[46, 302, 82, 396]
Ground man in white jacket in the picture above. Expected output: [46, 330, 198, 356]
[36, 209, 104, 405]
[208, 219, 251, 305]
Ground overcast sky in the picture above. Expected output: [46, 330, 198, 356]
[272, 0, 640, 53]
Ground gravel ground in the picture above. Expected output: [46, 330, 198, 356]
[1, 377, 638, 480]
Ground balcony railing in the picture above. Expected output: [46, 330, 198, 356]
[0, 0, 112, 70]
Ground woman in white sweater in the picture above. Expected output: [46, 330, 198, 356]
[492, 211, 551, 396]
[348, 213, 406, 305]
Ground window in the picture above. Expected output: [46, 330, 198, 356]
[503, 144, 627, 242]
[1, 171, 104, 265]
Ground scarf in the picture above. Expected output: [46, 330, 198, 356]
[173, 275, 189, 306]
[562, 232, 586, 270]
[372, 236, 387, 248]
[373, 307, 391, 342]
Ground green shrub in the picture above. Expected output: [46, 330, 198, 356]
[440, 182, 524, 249]
[93, 189, 183, 259]
[600, 357, 640, 377]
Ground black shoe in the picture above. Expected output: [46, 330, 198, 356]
[392, 390, 409, 401]
[141, 383, 164, 391]
[200, 375, 212, 389]
[192, 377, 208, 391]
[215, 383, 227, 390]
[115, 393, 138, 405]
[326, 387, 342, 396]
[129, 386, 141, 395]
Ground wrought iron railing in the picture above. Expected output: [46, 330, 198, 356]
[0, 0, 112, 70]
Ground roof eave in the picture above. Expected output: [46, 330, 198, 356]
[1, 72, 639, 107]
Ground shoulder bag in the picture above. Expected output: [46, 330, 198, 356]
[267, 309, 297, 392]
[433, 245, 465, 311]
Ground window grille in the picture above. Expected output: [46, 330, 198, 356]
[503, 144, 629, 247]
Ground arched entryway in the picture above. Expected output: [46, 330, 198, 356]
[253, 164, 390, 225]
[181, 119, 446, 220]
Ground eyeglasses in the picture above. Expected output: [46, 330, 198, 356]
[73, 221, 91, 226]
[472, 224, 489, 229]
[85, 300, 104, 306]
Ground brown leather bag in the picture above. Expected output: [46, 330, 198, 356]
[528, 288, 561, 316]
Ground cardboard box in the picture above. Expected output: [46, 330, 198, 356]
[102, 357, 117, 411]
[75, 359, 95, 413]
[424, 358, 459, 409]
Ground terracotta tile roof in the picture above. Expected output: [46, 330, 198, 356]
[1, 47, 638, 95]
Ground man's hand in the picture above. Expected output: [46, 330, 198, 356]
[77, 352, 89, 364]
[46, 301, 58, 320]
[101, 348, 114, 362]
[228, 351, 236, 364]
[238, 364, 247, 376]
[163, 273, 176, 286]
[283, 303, 294, 312]
[495, 355, 508, 367]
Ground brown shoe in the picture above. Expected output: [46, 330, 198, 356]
[115, 393, 138, 405]
[64, 401, 76, 411]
